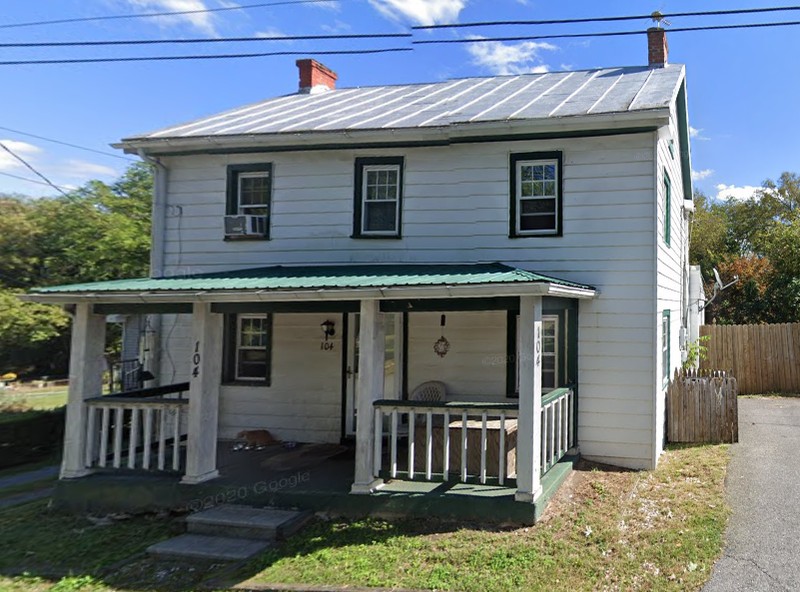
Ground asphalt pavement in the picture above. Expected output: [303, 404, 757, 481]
[704, 396, 800, 592]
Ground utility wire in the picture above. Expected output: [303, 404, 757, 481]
[0, 0, 342, 30]
[0, 170, 75, 192]
[412, 5, 800, 29]
[0, 32, 411, 48]
[0, 126, 134, 161]
[0, 142, 69, 197]
[413, 20, 800, 44]
[0, 47, 412, 66]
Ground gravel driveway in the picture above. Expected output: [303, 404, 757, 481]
[704, 396, 800, 592]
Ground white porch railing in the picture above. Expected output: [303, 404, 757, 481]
[84, 383, 190, 473]
[372, 401, 520, 485]
[540, 387, 575, 474]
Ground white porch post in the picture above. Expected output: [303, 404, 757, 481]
[61, 303, 106, 479]
[351, 299, 385, 494]
[515, 295, 543, 503]
[181, 302, 223, 484]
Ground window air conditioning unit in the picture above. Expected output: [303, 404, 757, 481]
[224, 215, 267, 237]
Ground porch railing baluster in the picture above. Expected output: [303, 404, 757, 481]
[128, 407, 140, 469]
[480, 411, 488, 484]
[442, 410, 450, 481]
[408, 410, 415, 479]
[99, 407, 110, 468]
[85, 405, 97, 468]
[112, 407, 124, 468]
[142, 408, 154, 470]
[498, 411, 506, 485]
[460, 411, 468, 482]
[425, 411, 433, 480]
[390, 410, 398, 479]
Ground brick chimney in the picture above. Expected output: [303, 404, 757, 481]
[296, 59, 337, 94]
[647, 27, 668, 68]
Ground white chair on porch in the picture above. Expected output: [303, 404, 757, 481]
[409, 380, 447, 402]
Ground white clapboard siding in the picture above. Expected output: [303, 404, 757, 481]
[406, 312, 507, 400]
[157, 131, 668, 470]
[218, 314, 342, 443]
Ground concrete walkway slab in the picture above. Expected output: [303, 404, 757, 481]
[0, 465, 58, 490]
[147, 533, 271, 561]
[705, 397, 800, 591]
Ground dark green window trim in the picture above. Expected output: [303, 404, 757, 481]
[225, 163, 273, 240]
[662, 310, 670, 388]
[509, 151, 563, 238]
[663, 169, 671, 247]
[352, 156, 404, 239]
[223, 312, 272, 386]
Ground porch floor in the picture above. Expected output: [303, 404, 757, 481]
[54, 440, 576, 525]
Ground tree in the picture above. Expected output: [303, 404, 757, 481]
[0, 163, 153, 376]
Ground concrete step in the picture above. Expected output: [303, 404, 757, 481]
[147, 533, 271, 562]
[186, 504, 311, 540]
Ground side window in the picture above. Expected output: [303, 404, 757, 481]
[662, 310, 670, 387]
[663, 169, 671, 246]
[224, 313, 272, 384]
[225, 164, 272, 239]
[353, 157, 404, 238]
[514, 315, 560, 394]
[510, 152, 563, 237]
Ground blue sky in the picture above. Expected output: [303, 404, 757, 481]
[1, 0, 798, 201]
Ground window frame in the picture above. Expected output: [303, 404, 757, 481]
[663, 169, 671, 247]
[509, 151, 563, 238]
[662, 310, 670, 388]
[226, 163, 273, 240]
[353, 156, 404, 239]
[224, 313, 272, 385]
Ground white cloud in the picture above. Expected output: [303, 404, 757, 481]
[689, 126, 709, 141]
[715, 183, 760, 202]
[58, 160, 119, 179]
[321, 19, 351, 34]
[0, 140, 42, 171]
[124, 0, 219, 35]
[368, 0, 466, 26]
[256, 27, 289, 39]
[691, 169, 714, 181]
[466, 38, 557, 75]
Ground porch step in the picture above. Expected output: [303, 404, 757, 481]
[186, 504, 311, 540]
[147, 504, 311, 562]
[147, 533, 271, 562]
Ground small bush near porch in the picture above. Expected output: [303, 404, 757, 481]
[0, 444, 729, 592]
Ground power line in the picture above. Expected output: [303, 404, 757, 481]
[413, 20, 800, 45]
[0, 142, 69, 197]
[0, 170, 74, 192]
[0, 0, 342, 30]
[0, 126, 134, 161]
[0, 32, 411, 48]
[412, 5, 800, 29]
[0, 47, 412, 66]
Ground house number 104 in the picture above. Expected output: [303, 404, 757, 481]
[192, 341, 201, 377]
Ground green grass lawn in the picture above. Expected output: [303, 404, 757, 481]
[1, 389, 68, 411]
[0, 444, 730, 592]
[240, 444, 730, 592]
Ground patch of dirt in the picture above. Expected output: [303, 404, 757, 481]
[538, 459, 637, 523]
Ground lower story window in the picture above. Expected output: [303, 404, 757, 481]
[662, 310, 670, 386]
[226, 313, 272, 383]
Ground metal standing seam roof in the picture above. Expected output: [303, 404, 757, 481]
[125, 65, 685, 141]
[31, 263, 595, 294]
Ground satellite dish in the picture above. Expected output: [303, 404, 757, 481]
[713, 268, 723, 291]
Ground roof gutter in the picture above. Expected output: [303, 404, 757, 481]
[22, 282, 597, 305]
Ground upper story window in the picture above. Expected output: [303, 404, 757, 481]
[353, 157, 404, 238]
[663, 169, 671, 246]
[226, 163, 272, 239]
[510, 152, 563, 237]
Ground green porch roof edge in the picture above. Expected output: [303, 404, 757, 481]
[30, 263, 594, 294]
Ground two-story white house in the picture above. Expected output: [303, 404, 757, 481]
[28, 28, 695, 516]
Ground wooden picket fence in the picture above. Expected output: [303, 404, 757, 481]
[700, 323, 800, 394]
[667, 369, 738, 444]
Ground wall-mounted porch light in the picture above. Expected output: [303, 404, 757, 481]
[321, 319, 336, 341]
[433, 314, 450, 358]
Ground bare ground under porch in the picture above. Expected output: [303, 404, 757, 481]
[53, 439, 577, 525]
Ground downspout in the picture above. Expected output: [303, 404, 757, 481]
[651, 129, 661, 470]
[138, 150, 168, 386]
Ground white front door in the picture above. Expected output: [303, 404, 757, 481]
[344, 312, 402, 438]
[344, 313, 360, 437]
